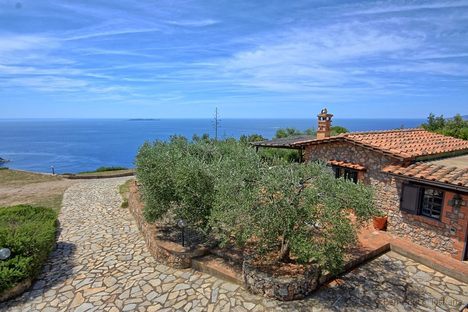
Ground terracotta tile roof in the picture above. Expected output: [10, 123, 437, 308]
[340, 129, 468, 159]
[327, 160, 366, 171]
[251, 135, 315, 148]
[290, 129, 468, 160]
[383, 162, 468, 188]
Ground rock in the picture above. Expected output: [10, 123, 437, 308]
[211, 288, 219, 303]
[103, 276, 117, 287]
[75, 303, 94, 312]
[154, 293, 168, 304]
[70, 292, 85, 308]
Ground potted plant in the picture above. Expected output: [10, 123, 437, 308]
[373, 212, 388, 231]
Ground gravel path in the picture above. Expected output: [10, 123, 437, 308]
[2, 177, 467, 312]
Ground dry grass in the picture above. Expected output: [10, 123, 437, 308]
[0, 169, 62, 187]
[0, 169, 74, 211]
[119, 179, 134, 208]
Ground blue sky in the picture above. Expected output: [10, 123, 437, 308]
[1, 0, 467, 118]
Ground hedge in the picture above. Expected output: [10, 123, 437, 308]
[0, 205, 57, 293]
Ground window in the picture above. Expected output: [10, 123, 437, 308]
[400, 184, 444, 220]
[420, 188, 444, 219]
[332, 166, 358, 183]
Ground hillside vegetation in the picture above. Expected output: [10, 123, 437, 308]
[421, 113, 468, 140]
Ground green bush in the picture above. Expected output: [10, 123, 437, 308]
[0, 205, 57, 293]
[421, 113, 468, 140]
[79, 166, 129, 174]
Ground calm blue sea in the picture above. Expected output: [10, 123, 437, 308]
[0, 118, 425, 173]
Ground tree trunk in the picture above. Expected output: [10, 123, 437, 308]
[279, 238, 290, 262]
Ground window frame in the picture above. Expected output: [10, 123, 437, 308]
[332, 165, 359, 183]
[419, 187, 444, 220]
[400, 183, 445, 221]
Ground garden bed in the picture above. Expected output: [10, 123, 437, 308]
[129, 183, 388, 301]
[128, 182, 213, 268]
[0, 205, 58, 302]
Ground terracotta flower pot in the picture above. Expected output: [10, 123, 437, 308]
[373, 216, 388, 231]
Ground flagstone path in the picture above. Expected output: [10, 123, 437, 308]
[1, 177, 467, 312]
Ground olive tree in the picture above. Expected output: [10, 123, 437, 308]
[210, 160, 377, 273]
[136, 138, 378, 273]
[135, 136, 214, 228]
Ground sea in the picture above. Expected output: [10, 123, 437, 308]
[0, 118, 425, 173]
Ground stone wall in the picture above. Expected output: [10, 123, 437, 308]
[128, 182, 209, 269]
[304, 142, 397, 212]
[243, 261, 321, 301]
[379, 179, 468, 260]
[385, 178, 455, 257]
[304, 142, 467, 260]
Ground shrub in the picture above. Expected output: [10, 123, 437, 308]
[0, 205, 57, 293]
[136, 137, 214, 228]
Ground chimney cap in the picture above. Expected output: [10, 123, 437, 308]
[318, 108, 333, 117]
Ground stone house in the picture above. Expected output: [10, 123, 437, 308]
[253, 109, 468, 261]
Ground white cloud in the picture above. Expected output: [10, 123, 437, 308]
[219, 22, 423, 92]
[5, 76, 89, 92]
[0, 35, 59, 60]
[65, 27, 160, 41]
[166, 19, 219, 27]
[344, 0, 468, 16]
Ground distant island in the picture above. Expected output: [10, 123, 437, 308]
[128, 118, 159, 121]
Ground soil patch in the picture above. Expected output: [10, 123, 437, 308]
[0, 170, 74, 210]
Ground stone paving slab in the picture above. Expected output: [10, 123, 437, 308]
[1, 177, 467, 312]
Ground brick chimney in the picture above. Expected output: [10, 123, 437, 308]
[316, 108, 333, 139]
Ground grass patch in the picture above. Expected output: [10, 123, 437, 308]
[0, 169, 61, 188]
[119, 179, 133, 208]
[0, 205, 58, 294]
[78, 166, 129, 174]
[32, 194, 65, 212]
[73, 169, 134, 177]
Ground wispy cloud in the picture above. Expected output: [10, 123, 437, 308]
[217, 21, 424, 92]
[0, 0, 467, 117]
[166, 19, 219, 27]
[64, 27, 161, 41]
[344, 0, 468, 16]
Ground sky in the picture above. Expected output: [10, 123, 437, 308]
[1, 0, 468, 119]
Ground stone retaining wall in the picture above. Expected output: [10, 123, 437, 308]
[128, 182, 209, 269]
[243, 261, 321, 301]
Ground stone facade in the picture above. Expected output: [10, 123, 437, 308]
[304, 142, 468, 260]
